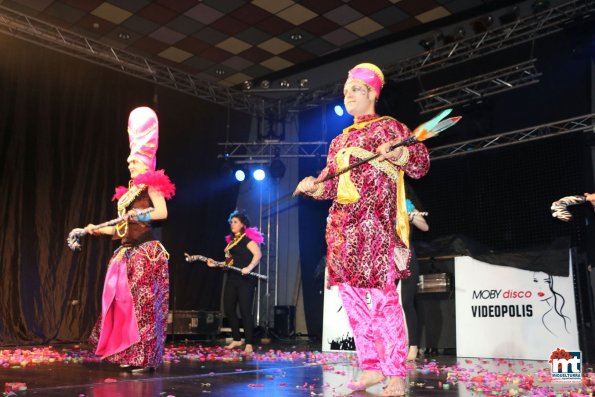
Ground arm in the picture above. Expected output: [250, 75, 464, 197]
[241, 241, 262, 275]
[410, 212, 429, 232]
[145, 186, 168, 220]
[376, 120, 430, 179]
[585, 193, 595, 209]
[84, 224, 116, 236]
[296, 139, 341, 200]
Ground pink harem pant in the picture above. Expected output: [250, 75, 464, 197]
[338, 282, 407, 377]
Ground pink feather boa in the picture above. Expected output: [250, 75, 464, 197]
[112, 169, 176, 201]
[225, 227, 264, 245]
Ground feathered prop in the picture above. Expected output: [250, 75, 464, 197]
[293, 109, 461, 197]
[551, 195, 587, 222]
[67, 207, 154, 251]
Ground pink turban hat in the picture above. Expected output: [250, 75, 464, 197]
[127, 106, 158, 171]
[345, 63, 385, 98]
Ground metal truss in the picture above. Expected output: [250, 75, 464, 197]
[415, 59, 541, 114]
[429, 113, 595, 160]
[0, 6, 260, 114]
[281, 0, 593, 112]
[218, 141, 328, 159]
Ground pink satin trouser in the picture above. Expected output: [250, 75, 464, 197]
[338, 282, 407, 377]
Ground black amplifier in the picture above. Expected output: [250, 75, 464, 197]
[167, 310, 223, 335]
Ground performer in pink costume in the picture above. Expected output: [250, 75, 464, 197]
[85, 106, 175, 372]
[296, 63, 430, 396]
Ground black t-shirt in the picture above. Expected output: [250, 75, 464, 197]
[228, 236, 256, 282]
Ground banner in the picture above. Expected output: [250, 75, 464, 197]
[455, 255, 579, 359]
[321, 270, 355, 352]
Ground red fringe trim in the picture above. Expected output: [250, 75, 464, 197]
[111, 169, 176, 201]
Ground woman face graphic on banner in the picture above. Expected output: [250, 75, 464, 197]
[533, 271, 571, 335]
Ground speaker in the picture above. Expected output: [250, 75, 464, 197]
[274, 305, 295, 337]
[167, 310, 222, 335]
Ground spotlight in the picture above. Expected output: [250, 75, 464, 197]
[243, 80, 253, 90]
[260, 80, 270, 89]
[499, 6, 520, 25]
[443, 26, 465, 44]
[299, 78, 309, 88]
[532, 0, 550, 14]
[269, 159, 286, 179]
[235, 169, 246, 182]
[253, 168, 266, 181]
[419, 37, 435, 51]
[280, 80, 291, 88]
[471, 15, 493, 34]
[215, 68, 225, 76]
[334, 105, 344, 116]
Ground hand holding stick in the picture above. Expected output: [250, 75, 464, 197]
[67, 207, 154, 251]
[293, 109, 461, 197]
[184, 253, 268, 281]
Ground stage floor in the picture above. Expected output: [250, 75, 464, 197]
[1, 341, 592, 396]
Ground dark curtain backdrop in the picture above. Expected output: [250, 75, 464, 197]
[0, 36, 249, 345]
[298, 28, 593, 337]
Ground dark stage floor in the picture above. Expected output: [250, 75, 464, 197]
[1, 341, 593, 396]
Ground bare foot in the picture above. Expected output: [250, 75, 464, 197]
[224, 340, 244, 349]
[347, 370, 385, 391]
[382, 376, 406, 396]
[407, 345, 418, 361]
[244, 344, 253, 354]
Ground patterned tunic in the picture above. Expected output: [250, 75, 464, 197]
[311, 114, 430, 289]
[89, 173, 174, 368]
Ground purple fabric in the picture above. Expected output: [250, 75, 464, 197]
[338, 282, 407, 377]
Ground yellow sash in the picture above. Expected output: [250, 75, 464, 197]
[334, 147, 409, 247]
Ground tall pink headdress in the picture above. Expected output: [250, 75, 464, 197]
[127, 106, 158, 171]
[346, 62, 385, 98]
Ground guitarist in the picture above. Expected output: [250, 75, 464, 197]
[208, 210, 263, 354]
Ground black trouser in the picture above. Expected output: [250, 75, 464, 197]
[223, 277, 255, 344]
[400, 249, 420, 346]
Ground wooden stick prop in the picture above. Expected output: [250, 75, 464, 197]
[184, 253, 268, 281]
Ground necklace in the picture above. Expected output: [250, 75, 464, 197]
[115, 182, 146, 238]
[224, 233, 245, 266]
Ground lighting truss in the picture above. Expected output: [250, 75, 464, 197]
[0, 6, 260, 114]
[281, 0, 593, 112]
[218, 141, 328, 159]
[429, 113, 595, 160]
[384, 0, 593, 81]
[415, 59, 541, 114]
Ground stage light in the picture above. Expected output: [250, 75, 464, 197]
[499, 6, 520, 25]
[269, 159, 286, 179]
[260, 80, 270, 89]
[419, 37, 435, 51]
[242, 80, 253, 90]
[235, 169, 246, 182]
[471, 15, 493, 34]
[299, 78, 309, 88]
[253, 168, 266, 181]
[334, 105, 344, 116]
[532, 0, 550, 14]
[280, 80, 291, 88]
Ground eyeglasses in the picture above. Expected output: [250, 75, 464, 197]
[343, 85, 369, 96]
